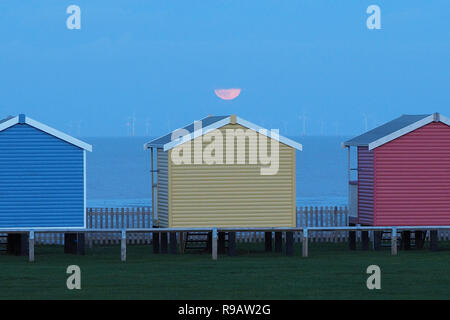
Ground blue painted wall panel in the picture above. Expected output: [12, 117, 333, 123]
[0, 124, 85, 228]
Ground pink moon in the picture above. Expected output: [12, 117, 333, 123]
[214, 88, 241, 100]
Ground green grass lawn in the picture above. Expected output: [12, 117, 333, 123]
[1, 242, 449, 299]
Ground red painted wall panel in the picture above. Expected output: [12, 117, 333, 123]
[358, 146, 374, 225]
[374, 122, 450, 226]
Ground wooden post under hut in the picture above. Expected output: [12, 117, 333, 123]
[373, 231, 382, 251]
[274, 232, 282, 253]
[285, 232, 294, 256]
[361, 230, 369, 250]
[169, 232, 177, 254]
[401, 230, 411, 250]
[7, 233, 28, 256]
[430, 230, 438, 251]
[152, 231, 160, 253]
[218, 232, 226, 254]
[415, 230, 425, 249]
[228, 232, 236, 256]
[160, 232, 168, 254]
[348, 228, 356, 251]
[264, 232, 272, 252]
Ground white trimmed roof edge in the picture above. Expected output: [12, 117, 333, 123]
[0, 115, 93, 152]
[368, 113, 449, 150]
[144, 115, 303, 152]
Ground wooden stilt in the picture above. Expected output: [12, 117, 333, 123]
[264, 232, 272, 252]
[415, 231, 425, 249]
[160, 232, 168, 254]
[285, 232, 294, 256]
[64, 233, 75, 254]
[228, 232, 236, 256]
[218, 232, 226, 254]
[169, 232, 177, 254]
[274, 232, 282, 253]
[179, 232, 185, 254]
[152, 232, 160, 254]
[349, 230, 356, 250]
[361, 231, 369, 250]
[206, 232, 212, 253]
[373, 231, 382, 251]
[430, 230, 438, 252]
[7, 233, 29, 256]
[402, 231, 411, 250]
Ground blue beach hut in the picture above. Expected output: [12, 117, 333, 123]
[0, 114, 92, 230]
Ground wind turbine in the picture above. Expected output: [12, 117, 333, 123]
[362, 113, 369, 131]
[298, 112, 308, 136]
[126, 113, 136, 137]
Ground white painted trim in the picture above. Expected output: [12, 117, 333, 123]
[0, 116, 19, 131]
[163, 117, 231, 151]
[83, 149, 87, 229]
[368, 115, 434, 150]
[236, 117, 303, 151]
[157, 116, 303, 151]
[440, 114, 450, 126]
[25, 117, 92, 152]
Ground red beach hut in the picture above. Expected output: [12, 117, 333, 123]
[343, 113, 450, 227]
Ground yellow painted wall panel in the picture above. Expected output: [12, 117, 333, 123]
[157, 149, 169, 227]
[168, 123, 296, 227]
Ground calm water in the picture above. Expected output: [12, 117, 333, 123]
[86, 136, 352, 208]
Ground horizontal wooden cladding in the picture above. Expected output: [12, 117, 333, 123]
[374, 122, 450, 226]
[157, 149, 169, 227]
[168, 123, 296, 228]
[0, 124, 85, 228]
[357, 146, 374, 225]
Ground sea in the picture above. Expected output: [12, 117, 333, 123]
[86, 136, 354, 209]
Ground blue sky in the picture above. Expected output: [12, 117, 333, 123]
[0, 1, 449, 137]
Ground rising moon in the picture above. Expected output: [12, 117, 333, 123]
[214, 88, 241, 100]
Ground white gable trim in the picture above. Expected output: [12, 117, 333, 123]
[236, 117, 303, 151]
[0, 116, 19, 131]
[157, 116, 303, 151]
[0, 115, 92, 152]
[163, 117, 231, 151]
[440, 114, 450, 126]
[368, 115, 434, 150]
[25, 117, 93, 152]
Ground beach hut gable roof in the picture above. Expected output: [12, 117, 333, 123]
[344, 112, 450, 150]
[144, 115, 303, 152]
[0, 114, 92, 151]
